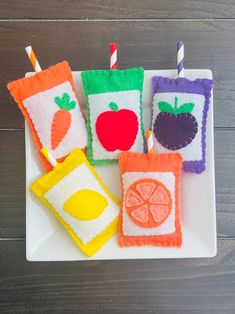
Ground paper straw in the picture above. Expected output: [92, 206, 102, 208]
[25, 46, 42, 73]
[177, 41, 184, 77]
[41, 147, 58, 167]
[110, 43, 118, 69]
[146, 130, 155, 154]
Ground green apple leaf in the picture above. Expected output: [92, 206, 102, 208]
[158, 101, 176, 114]
[109, 101, 119, 111]
[177, 102, 195, 114]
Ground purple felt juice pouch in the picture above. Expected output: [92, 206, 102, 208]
[151, 76, 214, 173]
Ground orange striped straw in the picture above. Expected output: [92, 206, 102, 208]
[146, 130, 155, 154]
[25, 46, 42, 72]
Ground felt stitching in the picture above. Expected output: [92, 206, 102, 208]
[149, 186, 170, 205]
[43, 163, 119, 244]
[118, 152, 183, 247]
[81, 68, 144, 94]
[22, 81, 87, 160]
[151, 76, 213, 173]
[50, 92, 76, 150]
[136, 181, 156, 200]
[63, 189, 108, 221]
[89, 90, 143, 161]
[154, 96, 199, 151]
[122, 175, 176, 237]
[7, 61, 87, 172]
[153, 112, 198, 151]
[95, 106, 139, 152]
[30, 148, 120, 257]
[152, 93, 203, 160]
[149, 205, 170, 224]
[81, 68, 145, 165]
[126, 189, 144, 207]
[131, 205, 149, 223]
[50, 109, 71, 150]
[125, 178, 172, 229]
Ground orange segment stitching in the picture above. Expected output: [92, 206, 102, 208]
[118, 151, 183, 247]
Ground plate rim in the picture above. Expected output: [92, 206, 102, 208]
[25, 69, 217, 261]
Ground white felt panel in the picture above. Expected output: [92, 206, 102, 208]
[23, 81, 87, 159]
[88, 90, 144, 160]
[44, 164, 119, 244]
[121, 171, 176, 236]
[152, 92, 204, 161]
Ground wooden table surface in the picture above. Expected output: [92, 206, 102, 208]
[1, 1, 235, 313]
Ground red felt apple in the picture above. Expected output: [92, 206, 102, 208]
[95, 101, 139, 152]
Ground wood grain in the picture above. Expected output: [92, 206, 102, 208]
[0, 1, 234, 311]
[0, 129, 234, 239]
[0, 130, 25, 238]
[0, 239, 235, 313]
[1, 21, 235, 128]
[0, 0, 235, 19]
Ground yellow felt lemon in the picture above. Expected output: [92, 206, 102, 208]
[63, 189, 108, 220]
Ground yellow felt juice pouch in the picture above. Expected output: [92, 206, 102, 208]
[31, 148, 119, 257]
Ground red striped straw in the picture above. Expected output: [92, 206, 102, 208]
[110, 43, 118, 69]
[25, 46, 42, 72]
[146, 130, 155, 154]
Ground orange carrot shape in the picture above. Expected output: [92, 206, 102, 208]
[51, 92, 76, 150]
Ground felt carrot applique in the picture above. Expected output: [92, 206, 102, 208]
[51, 92, 76, 150]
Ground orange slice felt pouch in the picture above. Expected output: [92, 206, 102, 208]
[118, 151, 183, 247]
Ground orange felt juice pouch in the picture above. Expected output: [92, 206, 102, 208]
[7, 61, 87, 172]
[118, 151, 183, 247]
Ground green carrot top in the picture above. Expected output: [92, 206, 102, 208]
[54, 92, 76, 110]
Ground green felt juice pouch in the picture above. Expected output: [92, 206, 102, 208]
[81, 68, 145, 166]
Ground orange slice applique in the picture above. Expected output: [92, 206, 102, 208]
[149, 186, 170, 205]
[136, 182, 156, 200]
[125, 189, 144, 207]
[131, 204, 148, 223]
[125, 178, 172, 228]
[149, 205, 170, 225]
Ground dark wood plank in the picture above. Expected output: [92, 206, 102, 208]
[0, 130, 25, 238]
[0, 21, 235, 128]
[0, 239, 235, 313]
[1, 0, 235, 19]
[0, 129, 234, 239]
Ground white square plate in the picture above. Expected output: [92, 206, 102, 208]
[26, 70, 216, 261]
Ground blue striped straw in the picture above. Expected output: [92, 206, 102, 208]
[177, 41, 184, 77]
